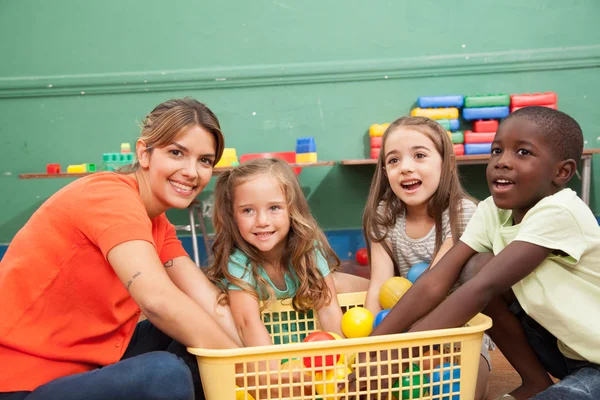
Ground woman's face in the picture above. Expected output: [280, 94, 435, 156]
[139, 125, 217, 214]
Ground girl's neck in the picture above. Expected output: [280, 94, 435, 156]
[259, 241, 287, 269]
[404, 202, 430, 219]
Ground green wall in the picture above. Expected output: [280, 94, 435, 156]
[1, 1, 600, 243]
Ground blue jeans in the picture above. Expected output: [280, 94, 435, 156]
[0, 321, 199, 400]
[510, 302, 600, 399]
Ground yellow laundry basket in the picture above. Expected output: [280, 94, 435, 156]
[188, 291, 492, 399]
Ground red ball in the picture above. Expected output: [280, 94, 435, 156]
[356, 248, 368, 266]
[302, 331, 339, 369]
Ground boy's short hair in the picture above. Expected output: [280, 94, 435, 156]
[504, 106, 583, 164]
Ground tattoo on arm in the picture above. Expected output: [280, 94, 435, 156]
[126, 271, 142, 290]
[164, 259, 174, 268]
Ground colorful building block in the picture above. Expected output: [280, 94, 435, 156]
[295, 152, 317, 163]
[464, 131, 496, 144]
[215, 148, 239, 168]
[510, 103, 557, 113]
[411, 108, 459, 120]
[464, 94, 510, 108]
[462, 106, 509, 121]
[102, 152, 134, 171]
[453, 144, 464, 156]
[67, 164, 86, 173]
[417, 95, 464, 108]
[369, 123, 389, 137]
[437, 119, 460, 131]
[510, 92, 557, 108]
[370, 148, 380, 159]
[464, 143, 492, 155]
[85, 163, 97, 172]
[120, 143, 131, 153]
[370, 136, 382, 149]
[296, 137, 316, 154]
[46, 164, 61, 174]
[473, 120, 498, 133]
[447, 131, 464, 144]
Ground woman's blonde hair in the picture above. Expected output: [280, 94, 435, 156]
[362, 116, 476, 271]
[207, 158, 340, 312]
[124, 97, 224, 172]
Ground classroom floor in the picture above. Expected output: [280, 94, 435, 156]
[339, 260, 523, 400]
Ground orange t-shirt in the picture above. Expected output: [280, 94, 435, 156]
[0, 172, 188, 391]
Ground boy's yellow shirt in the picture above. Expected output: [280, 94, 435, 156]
[461, 188, 600, 364]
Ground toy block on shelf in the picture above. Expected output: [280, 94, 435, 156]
[510, 92, 557, 108]
[295, 152, 317, 163]
[370, 136, 382, 149]
[462, 106, 509, 121]
[510, 104, 557, 113]
[464, 94, 510, 108]
[465, 143, 492, 155]
[120, 143, 131, 153]
[370, 148, 381, 159]
[410, 107, 459, 120]
[67, 164, 86, 173]
[417, 95, 464, 108]
[473, 120, 499, 133]
[464, 131, 496, 144]
[295, 137, 316, 154]
[453, 144, 465, 156]
[215, 148, 239, 168]
[102, 152, 134, 171]
[46, 164, 61, 174]
[369, 123, 389, 137]
[447, 131, 464, 144]
[86, 164, 97, 172]
[438, 119, 460, 131]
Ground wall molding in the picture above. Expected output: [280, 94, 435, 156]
[1, 45, 599, 99]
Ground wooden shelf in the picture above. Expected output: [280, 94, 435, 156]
[340, 149, 600, 167]
[19, 161, 336, 179]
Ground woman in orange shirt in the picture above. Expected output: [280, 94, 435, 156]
[0, 98, 241, 400]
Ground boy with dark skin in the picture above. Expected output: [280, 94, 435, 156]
[352, 107, 600, 399]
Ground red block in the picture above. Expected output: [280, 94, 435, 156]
[370, 147, 380, 159]
[473, 120, 499, 133]
[370, 136, 382, 149]
[510, 92, 557, 107]
[464, 131, 496, 144]
[46, 164, 61, 174]
[453, 144, 464, 156]
[511, 103, 557, 113]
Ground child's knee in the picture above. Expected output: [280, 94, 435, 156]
[460, 252, 494, 285]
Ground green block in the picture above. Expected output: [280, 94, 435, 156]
[86, 163, 96, 172]
[438, 119, 451, 130]
[451, 131, 464, 144]
[464, 94, 510, 108]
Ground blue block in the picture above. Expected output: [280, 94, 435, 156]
[449, 119, 459, 131]
[465, 143, 492, 155]
[417, 95, 464, 108]
[462, 106, 509, 121]
[295, 137, 316, 154]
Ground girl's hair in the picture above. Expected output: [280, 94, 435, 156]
[207, 158, 340, 312]
[362, 116, 476, 271]
[124, 97, 225, 172]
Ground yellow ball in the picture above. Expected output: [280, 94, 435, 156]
[327, 331, 346, 365]
[379, 276, 412, 309]
[235, 386, 256, 400]
[315, 364, 352, 399]
[341, 307, 374, 338]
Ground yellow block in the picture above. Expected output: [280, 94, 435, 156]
[296, 152, 317, 163]
[369, 123, 390, 137]
[410, 107, 459, 120]
[67, 164, 86, 173]
[221, 148, 237, 158]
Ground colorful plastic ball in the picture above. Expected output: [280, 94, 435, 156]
[407, 262, 429, 284]
[392, 364, 430, 399]
[315, 364, 351, 398]
[302, 331, 339, 369]
[421, 349, 442, 371]
[379, 277, 412, 309]
[355, 248, 369, 266]
[431, 363, 460, 400]
[341, 307, 374, 338]
[235, 385, 256, 400]
[372, 309, 391, 329]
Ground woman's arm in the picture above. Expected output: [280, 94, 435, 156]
[107, 240, 239, 349]
[316, 274, 345, 337]
[163, 255, 242, 346]
[364, 241, 395, 315]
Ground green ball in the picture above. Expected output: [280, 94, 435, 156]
[391, 364, 430, 399]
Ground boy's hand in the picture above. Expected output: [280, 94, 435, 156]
[342, 349, 406, 399]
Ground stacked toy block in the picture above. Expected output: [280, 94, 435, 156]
[295, 137, 317, 163]
[368, 124, 388, 159]
[215, 148, 239, 168]
[412, 96, 465, 156]
[510, 92, 557, 113]
[461, 94, 510, 155]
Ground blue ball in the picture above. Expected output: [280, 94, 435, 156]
[431, 363, 460, 400]
[372, 309, 391, 329]
[407, 262, 429, 283]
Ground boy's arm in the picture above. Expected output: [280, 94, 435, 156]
[371, 241, 477, 336]
[410, 240, 551, 332]
[430, 237, 455, 268]
[364, 241, 396, 315]
[316, 274, 345, 337]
